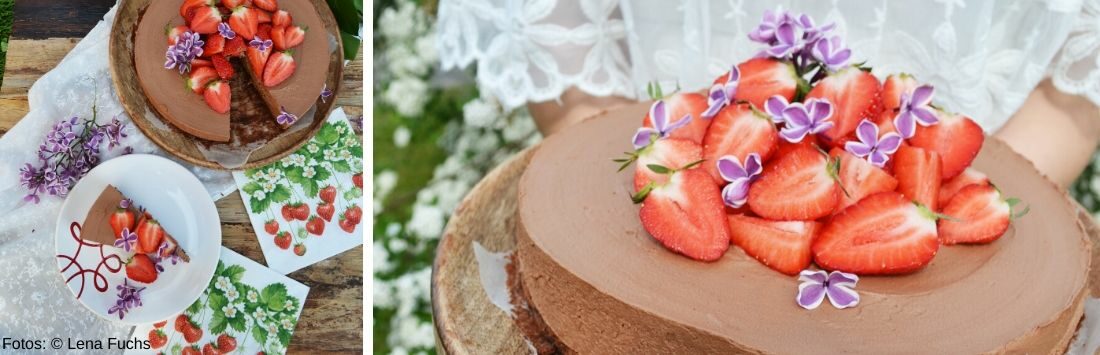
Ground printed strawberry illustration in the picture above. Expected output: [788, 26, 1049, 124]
[293, 243, 306, 256]
[217, 334, 237, 353]
[306, 216, 325, 235]
[319, 185, 336, 204]
[182, 321, 204, 343]
[264, 220, 279, 235]
[338, 215, 355, 233]
[202, 343, 218, 355]
[352, 173, 363, 189]
[274, 231, 291, 250]
[182, 345, 201, 355]
[109, 208, 136, 239]
[344, 205, 362, 225]
[316, 202, 335, 222]
[280, 203, 296, 221]
[125, 254, 158, 284]
[148, 329, 167, 349]
[154, 320, 167, 328]
[175, 314, 192, 332]
[135, 218, 166, 254]
[292, 204, 309, 220]
[263, 50, 296, 87]
[228, 6, 259, 39]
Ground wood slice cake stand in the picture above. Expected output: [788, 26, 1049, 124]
[108, 0, 344, 170]
[431, 140, 1100, 355]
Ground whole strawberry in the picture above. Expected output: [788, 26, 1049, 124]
[202, 343, 218, 355]
[217, 334, 237, 353]
[338, 215, 356, 233]
[306, 216, 325, 235]
[316, 202, 335, 222]
[148, 329, 167, 349]
[292, 204, 309, 221]
[263, 220, 279, 235]
[293, 243, 306, 256]
[344, 205, 362, 225]
[182, 322, 204, 343]
[274, 231, 291, 250]
[280, 203, 296, 221]
[319, 186, 336, 204]
[182, 346, 201, 355]
[352, 173, 363, 189]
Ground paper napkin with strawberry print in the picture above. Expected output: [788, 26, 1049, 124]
[127, 247, 309, 355]
[232, 108, 364, 274]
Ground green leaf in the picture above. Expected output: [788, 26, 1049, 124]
[242, 181, 262, 194]
[268, 185, 292, 204]
[278, 328, 292, 346]
[646, 164, 671, 174]
[351, 144, 363, 158]
[262, 283, 289, 311]
[252, 323, 268, 344]
[228, 314, 247, 332]
[250, 197, 271, 216]
[208, 292, 228, 311]
[186, 298, 203, 315]
[209, 313, 228, 334]
[326, 0, 362, 37]
[317, 124, 341, 145]
[680, 159, 705, 170]
[332, 159, 352, 173]
[224, 265, 247, 283]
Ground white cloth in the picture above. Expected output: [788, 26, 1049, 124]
[0, 6, 236, 350]
[438, 0, 1100, 131]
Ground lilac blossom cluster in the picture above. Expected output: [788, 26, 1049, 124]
[107, 279, 145, 320]
[748, 8, 851, 73]
[19, 116, 129, 204]
[164, 31, 204, 75]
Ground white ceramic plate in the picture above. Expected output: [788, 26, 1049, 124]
[55, 154, 221, 325]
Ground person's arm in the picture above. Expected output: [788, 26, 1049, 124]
[528, 87, 633, 136]
[995, 80, 1100, 188]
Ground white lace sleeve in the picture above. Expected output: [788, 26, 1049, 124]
[1051, 0, 1100, 107]
[436, 0, 635, 109]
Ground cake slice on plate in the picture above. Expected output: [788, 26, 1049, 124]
[80, 185, 190, 263]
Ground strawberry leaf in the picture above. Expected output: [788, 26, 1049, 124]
[631, 183, 656, 204]
[209, 312, 228, 334]
[646, 164, 671, 174]
[252, 323, 268, 344]
[680, 159, 706, 171]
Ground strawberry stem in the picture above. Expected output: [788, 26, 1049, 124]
[631, 183, 655, 204]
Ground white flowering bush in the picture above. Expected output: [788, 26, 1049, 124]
[373, 1, 540, 354]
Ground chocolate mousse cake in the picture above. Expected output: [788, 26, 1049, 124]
[81, 185, 189, 262]
[514, 102, 1092, 354]
[133, 0, 331, 142]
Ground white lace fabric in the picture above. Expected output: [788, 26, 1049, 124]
[0, 6, 236, 351]
[438, 0, 1100, 132]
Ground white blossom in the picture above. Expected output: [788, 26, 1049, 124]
[406, 203, 444, 239]
[384, 77, 430, 117]
[378, 1, 422, 41]
[462, 98, 498, 128]
[374, 241, 394, 274]
[393, 126, 411, 148]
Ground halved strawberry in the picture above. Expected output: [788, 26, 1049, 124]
[134, 218, 165, 254]
[224, 35, 247, 57]
[166, 25, 190, 45]
[272, 25, 305, 50]
[188, 6, 222, 34]
[257, 23, 273, 40]
[202, 34, 226, 57]
[894, 145, 942, 211]
[637, 169, 730, 261]
[262, 50, 296, 86]
[775, 135, 819, 158]
[212, 55, 234, 79]
[747, 147, 840, 220]
[908, 110, 984, 180]
[624, 138, 702, 192]
[252, 0, 279, 12]
[186, 67, 219, 94]
[180, 0, 213, 18]
[256, 9, 272, 24]
[813, 192, 939, 275]
[938, 184, 1013, 244]
[272, 10, 292, 27]
[246, 45, 270, 78]
[641, 93, 708, 144]
[203, 80, 231, 114]
[728, 215, 818, 275]
[126, 254, 158, 284]
[728, 58, 798, 109]
[701, 104, 777, 183]
[188, 57, 210, 69]
[938, 168, 990, 208]
[805, 66, 882, 146]
[829, 148, 898, 210]
[109, 208, 136, 239]
[882, 73, 919, 112]
[229, 6, 259, 40]
[220, 0, 244, 8]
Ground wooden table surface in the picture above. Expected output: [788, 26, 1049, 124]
[2, 2, 364, 353]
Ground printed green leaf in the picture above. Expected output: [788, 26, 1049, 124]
[262, 283, 289, 311]
[316, 124, 341, 145]
[269, 185, 292, 204]
[278, 328, 292, 347]
[285, 166, 308, 186]
[332, 159, 352, 173]
[209, 313, 228, 334]
[228, 314, 247, 332]
[224, 265, 247, 283]
[186, 298, 203, 315]
[242, 181, 262, 195]
[250, 197, 271, 216]
[252, 323, 268, 344]
[313, 165, 332, 182]
[208, 292, 228, 312]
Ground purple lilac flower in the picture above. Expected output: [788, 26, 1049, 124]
[156, 241, 181, 266]
[21, 113, 130, 204]
[218, 22, 236, 39]
[748, 8, 791, 44]
[632, 100, 692, 149]
[119, 198, 131, 209]
[164, 31, 204, 75]
[250, 37, 273, 52]
[796, 13, 836, 45]
[779, 99, 834, 143]
[764, 95, 790, 123]
[107, 279, 145, 320]
[845, 119, 902, 167]
[716, 153, 762, 208]
[702, 66, 740, 119]
[320, 84, 333, 103]
[765, 21, 805, 58]
[277, 106, 298, 126]
[113, 228, 137, 252]
[797, 269, 859, 310]
[811, 36, 851, 71]
[893, 85, 939, 139]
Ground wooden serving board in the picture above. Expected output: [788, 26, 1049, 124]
[108, 0, 344, 170]
[430, 143, 1100, 355]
